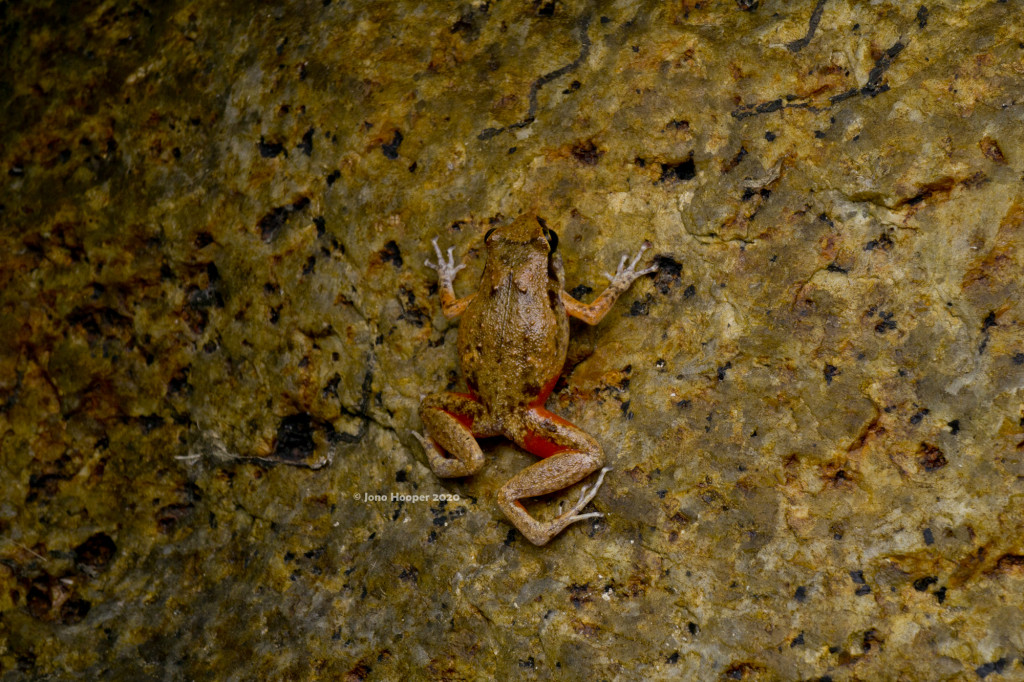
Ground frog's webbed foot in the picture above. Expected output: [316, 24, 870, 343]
[497, 407, 608, 546]
[562, 240, 657, 325]
[558, 466, 611, 523]
[425, 237, 474, 318]
[425, 237, 466, 287]
[603, 241, 658, 287]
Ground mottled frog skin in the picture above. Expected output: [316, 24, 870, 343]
[414, 213, 656, 545]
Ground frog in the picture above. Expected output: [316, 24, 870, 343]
[414, 212, 657, 545]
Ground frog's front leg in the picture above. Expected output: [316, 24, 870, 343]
[416, 392, 497, 477]
[426, 238, 475, 319]
[497, 407, 610, 546]
[562, 241, 657, 325]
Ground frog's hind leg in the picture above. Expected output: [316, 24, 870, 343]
[497, 407, 609, 546]
[416, 392, 495, 478]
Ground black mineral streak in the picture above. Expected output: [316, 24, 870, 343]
[658, 156, 695, 183]
[861, 41, 906, 97]
[823, 364, 839, 384]
[569, 284, 593, 299]
[917, 5, 929, 28]
[976, 658, 1008, 678]
[74, 533, 116, 571]
[259, 197, 311, 241]
[736, 37, 907, 118]
[258, 136, 285, 158]
[652, 255, 682, 294]
[380, 240, 403, 268]
[864, 233, 894, 251]
[628, 297, 650, 316]
[381, 130, 403, 159]
[273, 414, 317, 461]
[186, 263, 226, 310]
[874, 311, 897, 334]
[786, 0, 828, 52]
[297, 127, 314, 156]
[478, 13, 591, 140]
[913, 576, 938, 591]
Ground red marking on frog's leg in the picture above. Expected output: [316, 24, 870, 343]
[416, 392, 497, 478]
[498, 407, 609, 545]
[521, 406, 575, 458]
[529, 374, 562, 409]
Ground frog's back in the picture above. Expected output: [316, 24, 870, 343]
[457, 274, 568, 413]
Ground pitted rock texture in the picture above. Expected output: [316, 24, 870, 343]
[1, 1, 1023, 679]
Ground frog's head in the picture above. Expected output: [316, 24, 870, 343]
[483, 213, 558, 259]
[481, 213, 561, 288]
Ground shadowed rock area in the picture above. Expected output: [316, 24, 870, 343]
[2, 1, 1023, 679]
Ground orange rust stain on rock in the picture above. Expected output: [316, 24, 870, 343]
[962, 200, 1024, 291]
[980, 136, 1007, 163]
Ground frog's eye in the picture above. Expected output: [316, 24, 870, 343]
[483, 227, 496, 243]
[543, 227, 559, 253]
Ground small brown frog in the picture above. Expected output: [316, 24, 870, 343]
[414, 213, 656, 545]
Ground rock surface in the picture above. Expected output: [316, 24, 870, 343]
[2, 0, 1023, 679]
